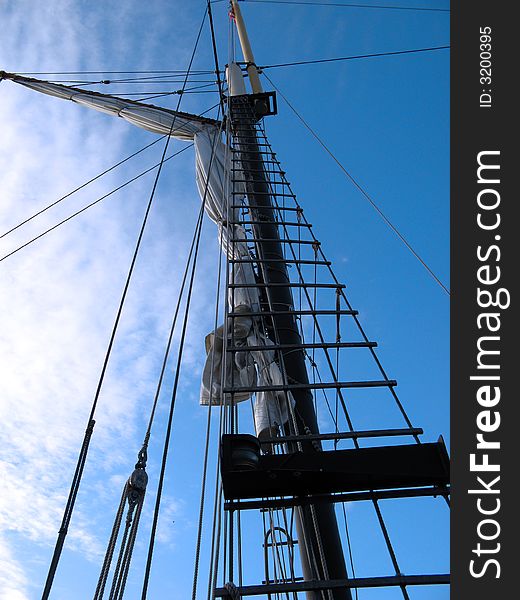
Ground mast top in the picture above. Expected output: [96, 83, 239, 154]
[226, 4, 277, 118]
[230, 0, 263, 94]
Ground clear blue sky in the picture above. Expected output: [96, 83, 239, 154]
[0, 1, 449, 598]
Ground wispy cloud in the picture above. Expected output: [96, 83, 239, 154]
[0, 538, 29, 600]
[1, 2, 216, 597]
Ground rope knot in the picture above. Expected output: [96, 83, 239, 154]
[224, 582, 241, 599]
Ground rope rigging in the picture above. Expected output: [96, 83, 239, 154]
[190, 7, 228, 598]
[258, 132, 420, 600]
[234, 0, 450, 12]
[0, 0, 449, 596]
[10, 44, 451, 83]
[93, 446, 148, 600]
[264, 72, 450, 296]
[39, 7, 212, 598]
[0, 98, 219, 251]
[134, 9, 225, 599]
[0, 135, 166, 240]
[0, 144, 193, 263]
[41, 130, 175, 598]
[140, 120, 224, 599]
[93, 193, 209, 599]
[256, 45, 450, 69]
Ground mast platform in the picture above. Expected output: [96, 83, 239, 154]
[220, 434, 449, 501]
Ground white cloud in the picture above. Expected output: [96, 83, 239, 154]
[0, 539, 29, 600]
[0, 2, 216, 596]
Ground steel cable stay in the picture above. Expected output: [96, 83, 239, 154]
[0, 144, 192, 263]
[140, 123, 226, 599]
[12, 44, 450, 82]
[40, 133, 183, 600]
[10, 44, 451, 83]
[191, 7, 228, 597]
[92, 195, 207, 599]
[0, 98, 219, 245]
[233, 0, 449, 12]
[0, 135, 167, 240]
[39, 7, 211, 598]
[264, 72, 450, 297]
[256, 45, 450, 70]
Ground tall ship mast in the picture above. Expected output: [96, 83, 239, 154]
[0, 1, 450, 598]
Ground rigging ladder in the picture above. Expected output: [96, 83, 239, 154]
[213, 91, 450, 599]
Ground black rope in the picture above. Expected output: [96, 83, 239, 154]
[40, 134, 177, 598]
[93, 194, 210, 600]
[1, 145, 192, 264]
[206, 95, 234, 600]
[93, 485, 128, 600]
[258, 45, 450, 69]
[53, 77, 216, 85]
[41, 418, 94, 599]
[96, 90, 219, 98]
[140, 119, 224, 598]
[341, 503, 358, 600]
[207, 0, 226, 114]
[146, 207, 206, 441]
[69, 82, 219, 92]
[18, 70, 218, 75]
[40, 9, 209, 592]
[191, 182, 225, 598]
[138, 8, 212, 597]
[264, 72, 450, 296]
[1, 136, 167, 240]
[239, 0, 449, 12]
[1, 97, 218, 258]
[93, 443, 148, 599]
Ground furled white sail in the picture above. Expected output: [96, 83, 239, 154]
[3, 73, 213, 140]
[3, 71, 292, 438]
